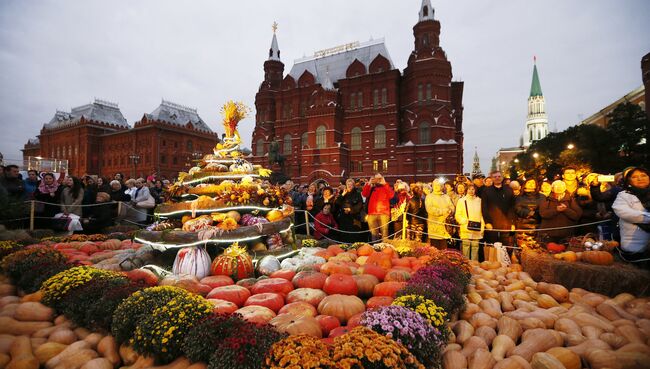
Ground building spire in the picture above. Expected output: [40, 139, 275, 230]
[530, 57, 543, 97]
[471, 147, 483, 177]
[418, 0, 434, 22]
[268, 21, 281, 61]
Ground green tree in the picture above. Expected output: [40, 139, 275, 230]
[606, 102, 649, 166]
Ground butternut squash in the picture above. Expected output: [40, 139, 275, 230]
[120, 355, 155, 369]
[536, 294, 559, 309]
[0, 304, 18, 318]
[52, 349, 98, 369]
[13, 302, 53, 322]
[586, 349, 622, 369]
[615, 324, 646, 344]
[491, 335, 515, 361]
[6, 335, 38, 369]
[34, 342, 67, 365]
[598, 301, 638, 321]
[29, 337, 46, 351]
[530, 352, 565, 369]
[566, 338, 611, 357]
[73, 328, 91, 339]
[617, 342, 650, 355]
[580, 293, 607, 307]
[545, 347, 581, 369]
[467, 292, 483, 305]
[0, 335, 15, 354]
[33, 322, 72, 339]
[48, 329, 77, 345]
[444, 343, 462, 353]
[571, 312, 615, 332]
[599, 332, 628, 349]
[498, 292, 515, 312]
[474, 326, 497, 347]
[118, 344, 138, 366]
[519, 317, 546, 330]
[461, 303, 481, 321]
[469, 312, 497, 330]
[612, 293, 636, 307]
[45, 341, 91, 369]
[0, 284, 16, 297]
[443, 349, 467, 369]
[83, 333, 104, 349]
[453, 320, 475, 344]
[468, 348, 496, 369]
[505, 281, 525, 292]
[0, 296, 20, 309]
[53, 315, 67, 326]
[582, 325, 604, 340]
[20, 291, 42, 303]
[509, 329, 562, 361]
[0, 353, 9, 368]
[494, 356, 532, 369]
[81, 358, 113, 369]
[186, 363, 207, 369]
[564, 334, 587, 346]
[0, 317, 52, 336]
[97, 336, 120, 367]
[460, 336, 488, 358]
[149, 357, 192, 369]
[479, 298, 502, 318]
[613, 351, 650, 369]
[536, 282, 568, 303]
[497, 316, 522, 342]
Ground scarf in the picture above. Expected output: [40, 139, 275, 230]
[38, 181, 59, 195]
[627, 186, 650, 211]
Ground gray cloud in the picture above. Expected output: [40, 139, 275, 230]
[1, 0, 648, 174]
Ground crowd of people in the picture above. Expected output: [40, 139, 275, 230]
[285, 166, 649, 265]
[1, 163, 648, 266]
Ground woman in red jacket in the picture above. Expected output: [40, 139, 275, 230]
[314, 203, 338, 240]
[362, 173, 395, 242]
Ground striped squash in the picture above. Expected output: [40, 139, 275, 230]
[211, 243, 254, 281]
[172, 246, 211, 279]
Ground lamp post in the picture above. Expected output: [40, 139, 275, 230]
[129, 154, 140, 178]
[567, 143, 575, 150]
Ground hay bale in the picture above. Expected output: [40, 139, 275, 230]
[521, 250, 650, 297]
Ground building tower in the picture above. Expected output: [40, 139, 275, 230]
[523, 57, 549, 148]
[471, 147, 482, 177]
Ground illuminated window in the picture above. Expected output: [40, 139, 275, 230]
[372, 160, 378, 172]
[374, 124, 386, 149]
[357, 161, 363, 172]
[316, 125, 326, 149]
[351, 127, 362, 150]
[382, 160, 388, 171]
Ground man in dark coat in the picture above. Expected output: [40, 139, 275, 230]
[481, 171, 516, 257]
[335, 179, 365, 243]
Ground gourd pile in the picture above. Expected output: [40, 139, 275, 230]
[445, 260, 650, 369]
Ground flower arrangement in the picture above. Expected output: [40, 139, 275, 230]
[0, 240, 23, 260]
[392, 295, 447, 328]
[406, 264, 468, 313]
[331, 326, 424, 369]
[301, 239, 318, 248]
[208, 323, 286, 369]
[57, 275, 145, 330]
[130, 292, 213, 363]
[40, 266, 123, 310]
[360, 306, 445, 368]
[422, 248, 471, 275]
[350, 242, 371, 250]
[395, 284, 452, 315]
[1, 247, 70, 293]
[111, 286, 188, 344]
[264, 334, 335, 369]
[182, 313, 247, 363]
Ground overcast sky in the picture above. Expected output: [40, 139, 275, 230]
[1, 0, 648, 174]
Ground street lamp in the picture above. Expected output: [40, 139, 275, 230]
[129, 154, 140, 178]
[532, 152, 539, 159]
[567, 143, 575, 150]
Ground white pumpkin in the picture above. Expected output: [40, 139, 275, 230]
[172, 246, 211, 279]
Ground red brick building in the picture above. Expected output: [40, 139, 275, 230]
[251, 1, 464, 184]
[23, 99, 218, 179]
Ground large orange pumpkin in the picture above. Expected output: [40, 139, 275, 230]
[270, 314, 323, 338]
[320, 261, 352, 275]
[235, 305, 276, 324]
[200, 275, 235, 289]
[384, 270, 411, 282]
[315, 315, 340, 337]
[207, 299, 238, 314]
[391, 258, 411, 268]
[278, 301, 318, 318]
[251, 278, 295, 297]
[286, 288, 327, 307]
[244, 292, 285, 313]
[366, 296, 394, 309]
[323, 274, 358, 296]
[327, 245, 345, 256]
[580, 251, 614, 265]
[269, 269, 296, 281]
[365, 253, 392, 269]
[206, 285, 251, 307]
[346, 312, 364, 328]
[358, 264, 387, 281]
[352, 274, 379, 298]
[373, 282, 407, 298]
[357, 244, 374, 256]
[210, 243, 254, 281]
[292, 271, 328, 290]
[317, 295, 365, 325]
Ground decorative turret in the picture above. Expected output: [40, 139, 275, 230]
[263, 22, 284, 89]
[418, 0, 434, 22]
[471, 147, 483, 178]
[523, 57, 549, 148]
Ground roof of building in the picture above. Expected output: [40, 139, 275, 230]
[44, 99, 128, 129]
[145, 99, 212, 132]
[288, 38, 394, 87]
[269, 33, 280, 61]
[27, 138, 40, 145]
[497, 146, 525, 153]
[530, 63, 543, 97]
[419, 0, 435, 22]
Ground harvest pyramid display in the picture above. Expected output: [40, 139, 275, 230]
[136, 101, 295, 252]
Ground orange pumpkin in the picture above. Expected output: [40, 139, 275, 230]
[315, 315, 340, 337]
[207, 299, 238, 314]
[251, 278, 295, 297]
[320, 261, 352, 275]
[391, 258, 411, 268]
[286, 288, 327, 307]
[278, 301, 319, 318]
[244, 292, 285, 313]
[357, 245, 375, 256]
[327, 245, 345, 256]
[352, 274, 380, 298]
[373, 282, 407, 298]
[366, 296, 394, 309]
[266, 209, 284, 222]
[317, 295, 365, 325]
[210, 243, 254, 281]
[235, 305, 276, 324]
[323, 274, 358, 296]
[346, 312, 364, 328]
[206, 285, 251, 307]
[292, 271, 328, 290]
[366, 253, 392, 269]
[313, 250, 334, 260]
[269, 269, 296, 281]
[580, 251, 614, 265]
[358, 264, 387, 281]
[270, 314, 323, 338]
[384, 270, 411, 282]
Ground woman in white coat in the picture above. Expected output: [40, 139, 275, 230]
[455, 184, 485, 261]
[612, 167, 650, 265]
[127, 178, 155, 224]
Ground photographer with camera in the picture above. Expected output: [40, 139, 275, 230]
[362, 173, 394, 242]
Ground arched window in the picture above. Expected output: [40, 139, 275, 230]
[374, 125, 386, 149]
[187, 140, 193, 151]
[426, 83, 432, 100]
[529, 129, 533, 142]
[283, 134, 292, 155]
[419, 122, 431, 144]
[357, 92, 363, 108]
[350, 93, 356, 110]
[351, 127, 362, 150]
[418, 84, 423, 101]
[256, 139, 265, 156]
[373, 89, 379, 107]
[381, 88, 388, 105]
[301, 132, 309, 148]
[537, 128, 541, 140]
[316, 125, 326, 149]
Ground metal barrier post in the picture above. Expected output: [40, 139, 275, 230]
[305, 211, 310, 237]
[29, 201, 35, 231]
[402, 209, 407, 240]
[117, 201, 122, 219]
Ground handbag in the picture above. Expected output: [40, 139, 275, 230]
[464, 200, 481, 231]
[137, 195, 156, 209]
